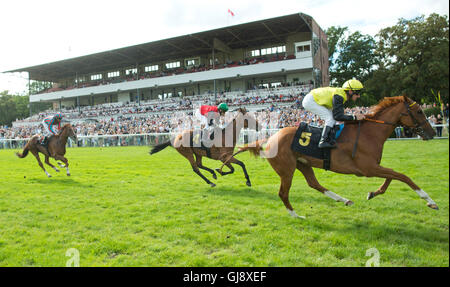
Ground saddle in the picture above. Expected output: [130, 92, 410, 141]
[190, 129, 216, 158]
[38, 136, 52, 155]
[291, 123, 344, 170]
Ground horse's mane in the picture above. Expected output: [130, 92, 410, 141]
[366, 96, 408, 119]
[58, 123, 72, 135]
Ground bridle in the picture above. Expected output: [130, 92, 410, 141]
[352, 101, 429, 157]
[400, 101, 429, 134]
[364, 101, 427, 131]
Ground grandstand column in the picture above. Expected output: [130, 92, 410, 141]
[212, 47, 217, 103]
[28, 74, 32, 117]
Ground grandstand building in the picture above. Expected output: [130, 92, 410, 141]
[6, 12, 329, 111]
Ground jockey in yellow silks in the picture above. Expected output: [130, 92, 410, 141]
[302, 79, 366, 148]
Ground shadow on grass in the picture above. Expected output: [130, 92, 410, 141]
[304, 217, 449, 246]
[28, 177, 90, 188]
[179, 183, 448, 247]
[203, 185, 279, 202]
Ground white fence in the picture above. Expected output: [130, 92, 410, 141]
[1, 125, 447, 150]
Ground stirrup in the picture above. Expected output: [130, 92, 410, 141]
[318, 141, 336, 149]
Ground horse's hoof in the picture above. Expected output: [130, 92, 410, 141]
[67, 173, 71, 177]
[47, 174, 52, 178]
[55, 169, 60, 173]
[367, 192, 375, 200]
[345, 200, 354, 206]
[427, 203, 439, 210]
[246, 181, 251, 187]
[210, 182, 216, 188]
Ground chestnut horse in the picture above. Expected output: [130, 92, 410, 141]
[16, 124, 77, 177]
[150, 108, 260, 187]
[231, 96, 438, 218]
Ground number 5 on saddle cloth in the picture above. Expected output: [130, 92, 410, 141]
[290, 122, 345, 170]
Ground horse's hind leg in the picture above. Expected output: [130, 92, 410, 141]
[195, 155, 217, 180]
[269, 157, 305, 219]
[297, 162, 353, 206]
[32, 151, 51, 178]
[225, 157, 251, 187]
[45, 155, 60, 173]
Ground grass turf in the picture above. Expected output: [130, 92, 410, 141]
[0, 139, 448, 266]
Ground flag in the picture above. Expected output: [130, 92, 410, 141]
[228, 9, 235, 17]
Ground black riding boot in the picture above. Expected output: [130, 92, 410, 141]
[205, 125, 215, 140]
[206, 118, 216, 140]
[318, 126, 336, 149]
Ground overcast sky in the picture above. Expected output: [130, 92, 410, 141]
[0, 0, 448, 94]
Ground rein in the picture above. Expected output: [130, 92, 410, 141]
[353, 101, 420, 158]
[364, 118, 396, 125]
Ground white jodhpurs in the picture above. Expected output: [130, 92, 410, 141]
[302, 93, 335, 127]
[195, 109, 211, 128]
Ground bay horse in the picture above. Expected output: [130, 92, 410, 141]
[16, 124, 77, 177]
[230, 95, 438, 218]
[150, 107, 260, 187]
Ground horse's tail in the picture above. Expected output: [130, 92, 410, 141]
[16, 143, 31, 158]
[238, 139, 266, 158]
[149, 141, 172, 155]
[218, 139, 266, 172]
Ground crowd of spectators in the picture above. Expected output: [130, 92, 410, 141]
[37, 54, 295, 94]
[1, 105, 373, 140]
[2, 85, 447, 142]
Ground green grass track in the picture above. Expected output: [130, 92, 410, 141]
[0, 139, 448, 266]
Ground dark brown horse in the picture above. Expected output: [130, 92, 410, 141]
[231, 96, 438, 218]
[16, 124, 77, 177]
[150, 108, 260, 187]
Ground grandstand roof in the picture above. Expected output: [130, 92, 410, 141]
[5, 13, 317, 82]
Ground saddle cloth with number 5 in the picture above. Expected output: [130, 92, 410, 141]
[290, 122, 344, 169]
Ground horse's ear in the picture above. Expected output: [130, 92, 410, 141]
[401, 93, 409, 102]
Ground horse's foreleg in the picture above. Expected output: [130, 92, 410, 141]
[183, 151, 215, 187]
[370, 166, 438, 210]
[54, 155, 70, 176]
[45, 155, 59, 172]
[215, 163, 234, 176]
[33, 151, 51, 178]
[226, 157, 251, 187]
[367, 179, 392, 200]
[195, 155, 217, 179]
[297, 162, 353, 206]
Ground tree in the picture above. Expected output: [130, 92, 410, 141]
[376, 13, 449, 103]
[28, 80, 53, 95]
[0, 91, 30, 126]
[332, 31, 377, 86]
[325, 26, 348, 71]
